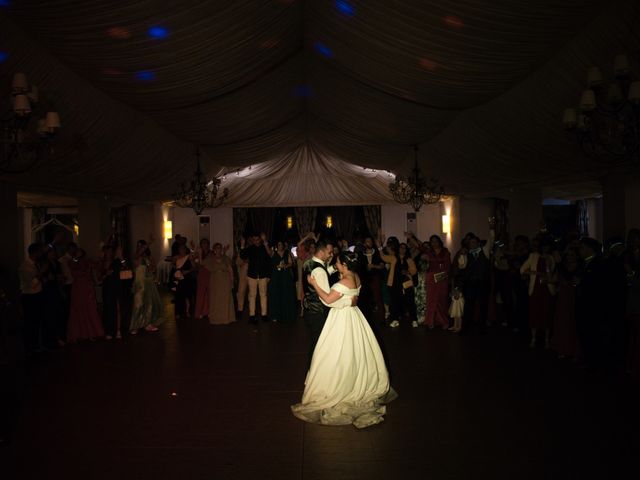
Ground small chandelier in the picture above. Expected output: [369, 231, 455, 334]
[1, 72, 61, 174]
[562, 52, 640, 163]
[389, 145, 444, 211]
[173, 147, 228, 215]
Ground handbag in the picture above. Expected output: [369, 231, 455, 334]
[433, 271, 448, 283]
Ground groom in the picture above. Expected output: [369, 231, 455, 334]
[302, 239, 334, 367]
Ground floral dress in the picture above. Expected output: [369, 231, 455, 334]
[414, 255, 428, 324]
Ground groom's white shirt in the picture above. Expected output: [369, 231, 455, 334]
[310, 256, 331, 307]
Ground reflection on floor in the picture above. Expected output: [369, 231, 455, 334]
[2, 305, 639, 479]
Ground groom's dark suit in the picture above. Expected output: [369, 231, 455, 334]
[302, 257, 330, 367]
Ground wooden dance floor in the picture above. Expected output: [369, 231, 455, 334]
[2, 305, 639, 479]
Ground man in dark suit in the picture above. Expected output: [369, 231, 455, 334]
[576, 237, 606, 372]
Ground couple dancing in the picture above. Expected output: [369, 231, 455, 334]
[291, 240, 396, 429]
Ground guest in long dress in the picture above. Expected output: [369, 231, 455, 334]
[203, 243, 235, 325]
[398, 243, 418, 325]
[521, 237, 556, 349]
[19, 243, 45, 355]
[67, 249, 104, 342]
[173, 245, 196, 319]
[41, 246, 65, 349]
[380, 239, 403, 328]
[235, 238, 249, 318]
[407, 238, 429, 328]
[130, 240, 165, 334]
[99, 246, 123, 340]
[550, 248, 580, 359]
[424, 235, 452, 329]
[360, 236, 386, 327]
[194, 238, 211, 320]
[268, 241, 297, 324]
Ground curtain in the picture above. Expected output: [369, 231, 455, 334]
[233, 208, 248, 248]
[109, 206, 129, 258]
[363, 205, 381, 241]
[31, 207, 47, 244]
[576, 200, 589, 237]
[294, 207, 317, 237]
[493, 198, 509, 243]
[332, 206, 356, 242]
[248, 208, 276, 241]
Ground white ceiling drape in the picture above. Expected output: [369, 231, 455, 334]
[1, 0, 638, 201]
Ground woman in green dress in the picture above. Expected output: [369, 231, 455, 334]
[268, 241, 297, 323]
[130, 239, 165, 334]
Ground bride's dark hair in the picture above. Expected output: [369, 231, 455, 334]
[338, 251, 359, 272]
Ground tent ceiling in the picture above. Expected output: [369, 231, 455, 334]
[1, 0, 639, 201]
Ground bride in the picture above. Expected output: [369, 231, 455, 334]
[291, 251, 396, 428]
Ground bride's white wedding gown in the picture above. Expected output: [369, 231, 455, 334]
[291, 283, 396, 428]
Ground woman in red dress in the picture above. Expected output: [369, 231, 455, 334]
[520, 238, 556, 348]
[67, 249, 104, 342]
[424, 235, 451, 329]
[550, 248, 580, 359]
[194, 238, 211, 319]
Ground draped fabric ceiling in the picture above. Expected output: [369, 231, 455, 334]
[1, 0, 639, 205]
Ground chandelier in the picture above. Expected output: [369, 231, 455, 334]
[173, 147, 228, 215]
[389, 145, 444, 211]
[562, 52, 640, 163]
[1, 73, 61, 174]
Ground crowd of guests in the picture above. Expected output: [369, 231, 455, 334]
[17, 234, 165, 355]
[16, 224, 640, 380]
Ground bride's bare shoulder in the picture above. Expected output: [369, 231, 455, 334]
[339, 276, 358, 289]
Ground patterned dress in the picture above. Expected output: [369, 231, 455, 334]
[130, 256, 165, 330]
[414, 256, 428, 324]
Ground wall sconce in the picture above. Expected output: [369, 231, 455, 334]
[326, 215, 333, 228]
[442, 214, 451, 234]
[73, 224, 79, 236]
[286, 216, 293, 230]
[164, 220, 173, 240]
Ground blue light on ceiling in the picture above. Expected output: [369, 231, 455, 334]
[0, 0, 10, 7]
[148, 26, 169, 39]
[293, 85, 313, 97]
[0, 51, 8, 63]
[135, 70, 156, 81]
[314, 42, 333, 58]
[335, 0, 355, 16]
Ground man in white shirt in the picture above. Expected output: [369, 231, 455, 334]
[301, 239, 334, 366]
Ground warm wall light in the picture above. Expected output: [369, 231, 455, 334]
[442, 214, 451, 234]
[326, 215, 333, 228]
[73, 224, 79, 236]
[286, 216, 293, 230]
[164, 220, 173, 240]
